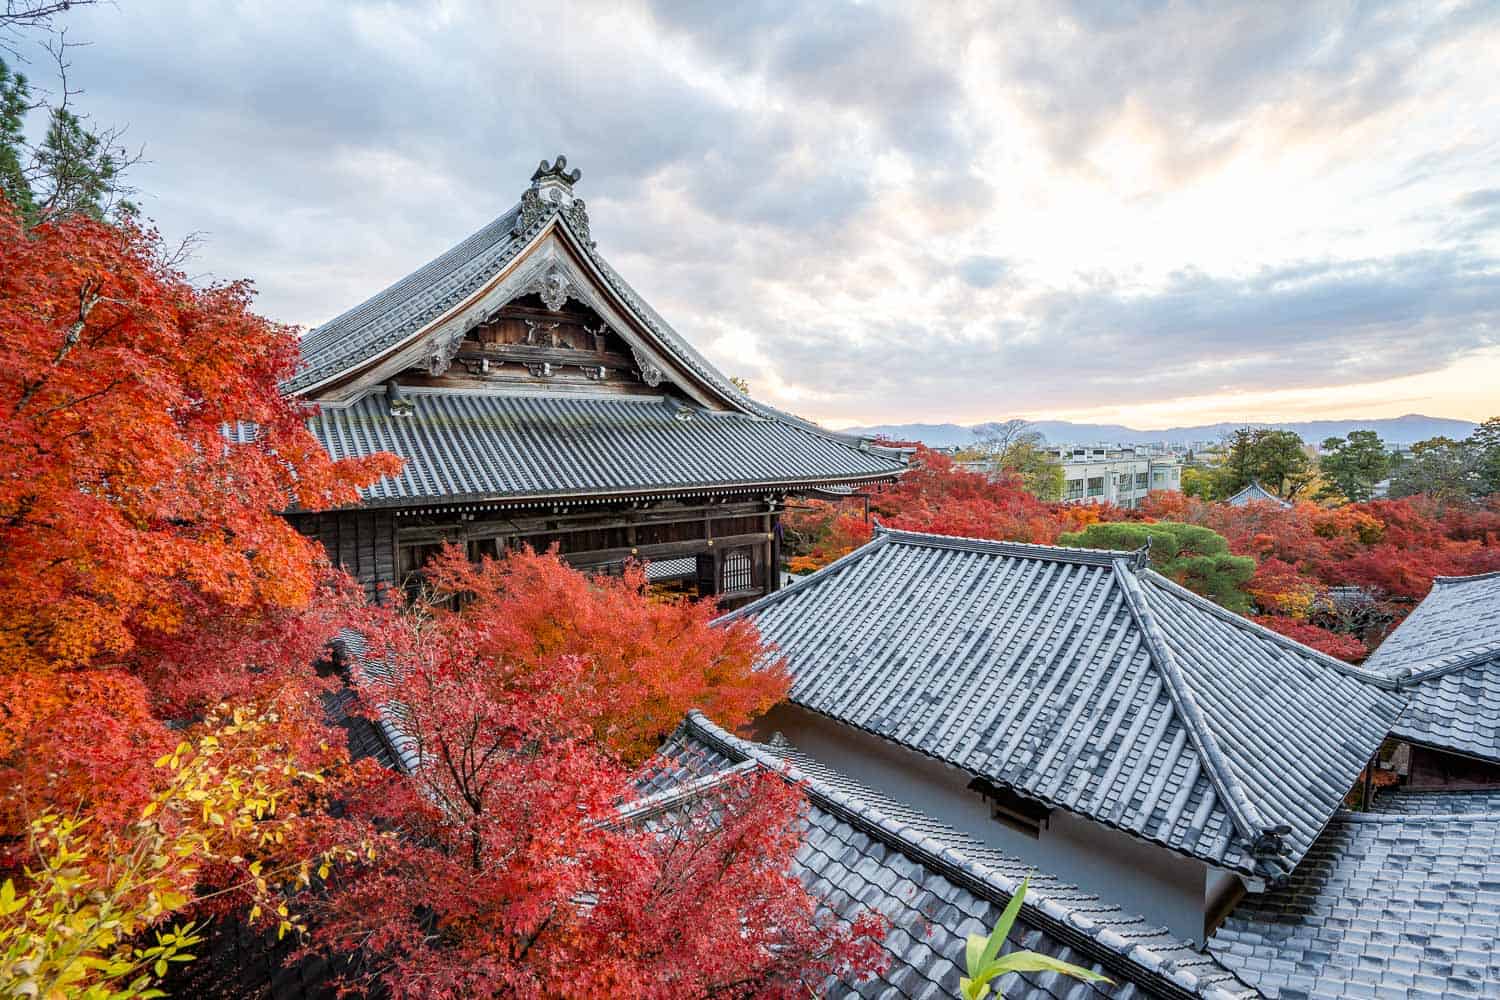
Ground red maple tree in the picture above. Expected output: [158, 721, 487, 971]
[303, 562, 883, 998]
[414, 545, 790, 763]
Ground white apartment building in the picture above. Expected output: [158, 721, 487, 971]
[1048, 446, 1182, 509]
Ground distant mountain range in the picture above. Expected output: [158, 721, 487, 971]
[838, 414, 1479, 449]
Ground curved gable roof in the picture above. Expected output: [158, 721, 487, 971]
[724, 528, 1406, 878]
[1224, 481, 1291, 508]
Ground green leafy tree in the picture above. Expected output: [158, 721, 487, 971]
[0, 60, 32, 218]
[1317, 431, 1390, 503]
[1471, 417, 1500, 497]
[1181, 466, 1217, 500]
[1388, 436, 1479, 504]
[996, 440, 1063, 501]
[1215, 428, 1312, 499]
[1058, 521, 1255, 612]
[0, 49, 136, 227]
[960, 878, 1109, 1000]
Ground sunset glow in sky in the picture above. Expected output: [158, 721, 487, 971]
[53, 0, 1500, 429]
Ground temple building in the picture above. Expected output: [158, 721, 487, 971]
[281, 156, 905, 606]
[1365, 570, 1500, 788]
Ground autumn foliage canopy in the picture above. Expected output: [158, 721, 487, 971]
[302, 550, 879, 997]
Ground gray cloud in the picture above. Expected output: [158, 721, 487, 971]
[24, 0, 1500, 425]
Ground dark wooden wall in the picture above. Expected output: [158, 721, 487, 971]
[1405, 744, 1500, 790]
[288, 509, 397, 599]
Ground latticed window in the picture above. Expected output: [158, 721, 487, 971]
[722, 548, 754, 593]
[1086, 476, 1105, 497]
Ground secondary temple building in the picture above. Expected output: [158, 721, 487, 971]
[722, 526, 1407, 945]
[281, 156, 905, 606]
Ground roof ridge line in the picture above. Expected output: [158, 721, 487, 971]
[1400, 642, 1500, 683]
[1110, 561, 1288, 864]
[556, 214, 906, 462]
[874, 526, 1124, 566]
[678, 712, 1250, 1000]
[1336, 807, 1500, 824]
[1141, 569, 1402, 689]
[713, 533, 895, 624]
[611, 759, 759, 826]
[1433, 569, 1500, 585]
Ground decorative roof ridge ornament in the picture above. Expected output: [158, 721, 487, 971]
[531, 154, 581, 191]
[512, 155, 594, 246]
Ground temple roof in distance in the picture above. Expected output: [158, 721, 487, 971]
[721, 527, 1407, 879]
[1365, 571, 1500, 765]
[640, 711, 1257, 1000]
[1224, 481, 1292, 508]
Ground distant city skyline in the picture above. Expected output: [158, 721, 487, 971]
[50, 1, 1500, 427]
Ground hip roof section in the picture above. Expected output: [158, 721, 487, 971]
[305, 388, 903, 509]
[724, 527, 1406, 878]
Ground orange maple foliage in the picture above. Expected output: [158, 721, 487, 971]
[0, 205, 398, 677]
[412, 545, 790, 763]
[0, 201, 395, 886]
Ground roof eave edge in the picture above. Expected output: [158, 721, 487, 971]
[676, 711, 1244, 1000]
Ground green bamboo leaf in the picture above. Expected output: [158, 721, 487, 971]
[986, 951, 1112, 983]
[982, 876, 1030, 971]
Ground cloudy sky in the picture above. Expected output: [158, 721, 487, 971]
[35, 0, 1500, 428]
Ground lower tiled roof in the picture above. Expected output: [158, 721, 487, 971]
[307, 388, 903, 508]
[1389, 654, 1500, 764]
[650, 712, 1258, 1000]
[1209, 807, 1500, 999]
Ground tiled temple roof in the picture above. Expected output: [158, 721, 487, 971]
[722, 527, 1406, 878]
[1224, 482, 1291, 508]
[305, 389, 904, 508]
[282, 156, 905, 506]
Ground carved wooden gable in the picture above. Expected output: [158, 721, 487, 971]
[402, 281, 664, 395]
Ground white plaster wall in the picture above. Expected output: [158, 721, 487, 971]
[758, 703, 1219, 944]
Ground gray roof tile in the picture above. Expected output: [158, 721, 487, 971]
[306, 388, 903, 507]
[1225, 483, 1291, 508]
[289, 206, 528, 394]
[1366, 572, 1500, 764]
[652, 712, 1259, 999]
[1209, 807, 1500, 999]
[722, 527, 1407, 878]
